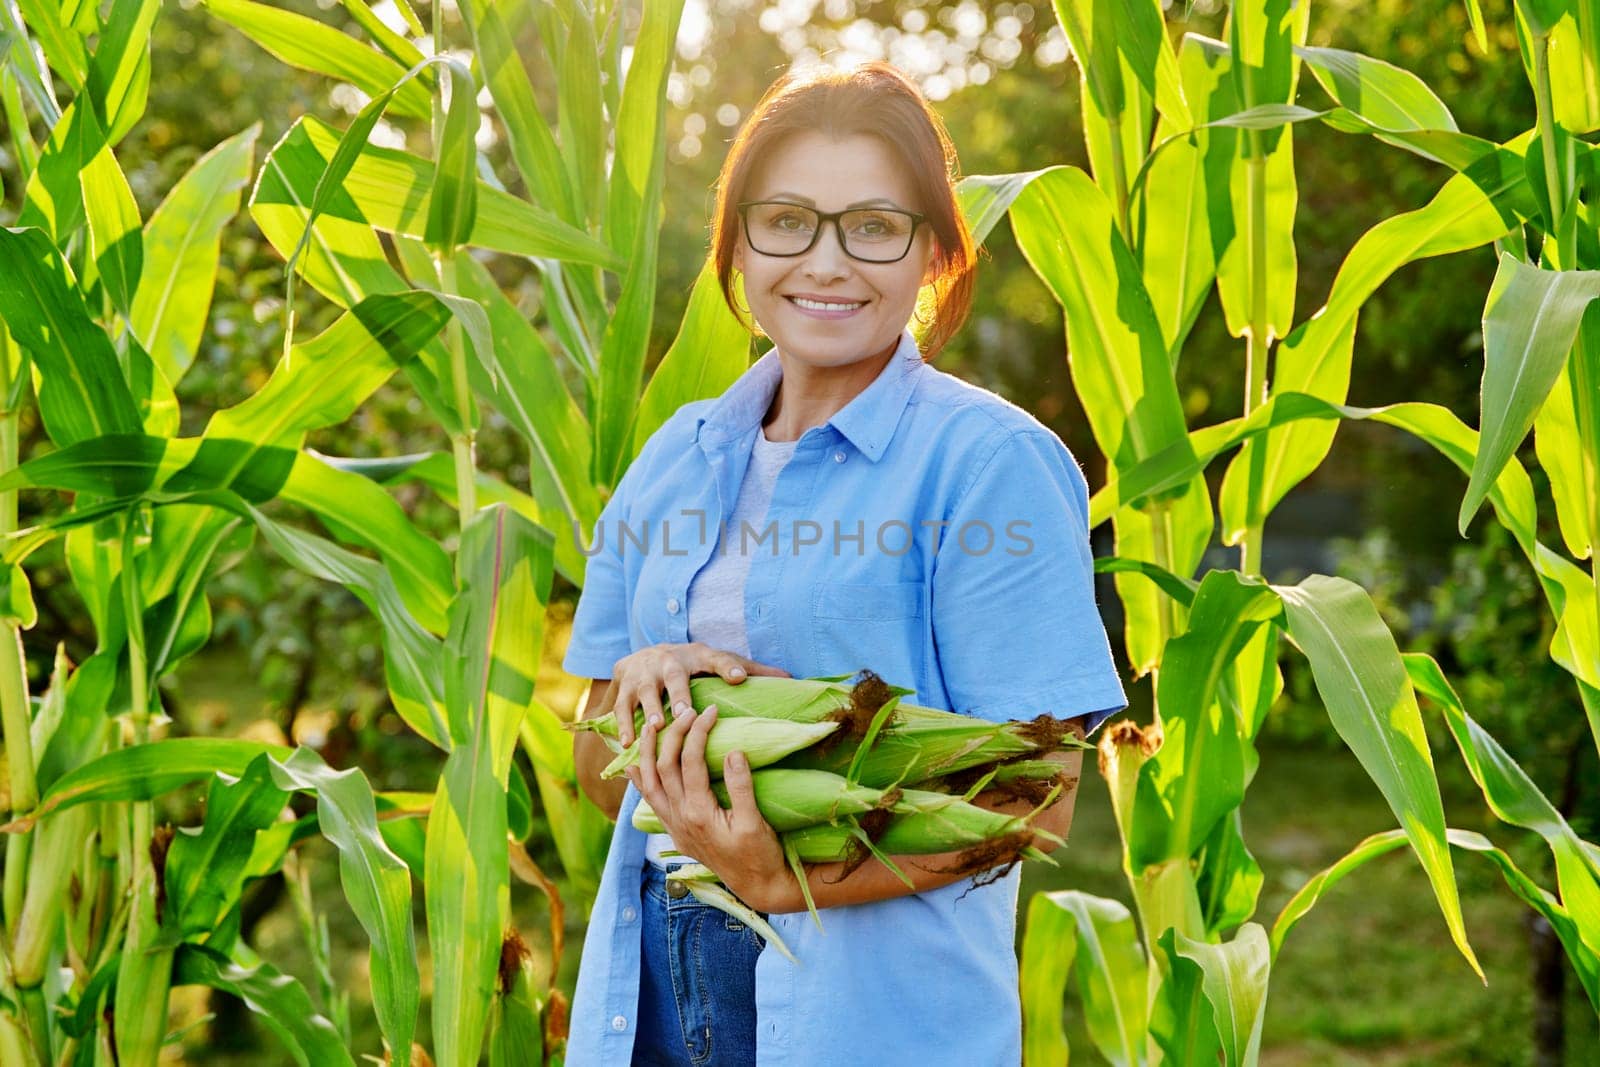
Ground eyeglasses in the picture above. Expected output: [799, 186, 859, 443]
[737, 200, 927, 263]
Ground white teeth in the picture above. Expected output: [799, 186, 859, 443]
[791, 297, 864, 311]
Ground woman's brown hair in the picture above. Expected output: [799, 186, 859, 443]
[710, 61, 977, 360]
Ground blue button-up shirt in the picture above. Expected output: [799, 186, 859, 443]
[561, 327, 1127, 1065]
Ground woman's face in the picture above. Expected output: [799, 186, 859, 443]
[733, 131, 938, 370]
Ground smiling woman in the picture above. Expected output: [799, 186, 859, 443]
[563, 60, 1126, 1067]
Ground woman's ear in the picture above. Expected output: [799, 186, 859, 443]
[733, 239, 744, 275]
[921, 240, 939, 287]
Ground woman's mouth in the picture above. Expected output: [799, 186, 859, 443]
[785, 295, 867, 319]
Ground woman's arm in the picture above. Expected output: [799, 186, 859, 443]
[749, 721, 1087, 915]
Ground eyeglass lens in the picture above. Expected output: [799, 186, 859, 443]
[744, 203, 917, 261]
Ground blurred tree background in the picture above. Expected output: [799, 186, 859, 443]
[4, 0, 1595, 1060]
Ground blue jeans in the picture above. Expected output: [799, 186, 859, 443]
[632, 862, 766, 1066]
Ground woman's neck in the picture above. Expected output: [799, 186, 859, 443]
[760, 336, 899, 442]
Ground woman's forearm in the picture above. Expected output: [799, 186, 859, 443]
[575, 730, 629, 821]
[573, 679, 629, 820]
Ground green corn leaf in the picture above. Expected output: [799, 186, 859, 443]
[593, 0, 686, 483]
[1405, 652, 1600, 960]
[1296, 43, 1457, 131]
[1135, 34, 1232, 357]
[629, 256, 751, 462]
[290, 114, 620, 268]
[77, 130, 143, 316]
[1217, 137, 1530, 545]
[0, 436, 455, 638]
[428, 505, 553, 1066]
[451, 252, 598, 579]
[267, 747, 418, 1067]
[1009, 165, 1192, 480]
[162, 755, 290, 942]
[12, 0, 87, 93]
[1460, 252, 1600, 534]
[1271, 826, 1600, 1013]
[1195, 807, 1266, 939]
[1516, 0, 1573, 39]
[1050, 0, 1178, 212]
[1152, 924, 1270, 1067]
[130, 123, 259, 384]
[556, 4, 604, 225]
[19, 96, 95, 241]
[173, 943, 355, 1066]
[85, 0, 158, 143]
[207, 290, 451, 446]
[1532, 339, 1594, 558]
[1274, 574, 1483, 982]
[1128, 572, 1278, 871]
[1009, 162, 1204, 675]
[1216, 13, 1305, 341]
[0, 226, 143, 445]
[1449, 830, 1600, 1011]
[203, 0, 433, 120]
[424, 57, 477, 250]
[603, 0, 684, 260]
[338, 0, 429, 76]
[1535, 5, 1600, 134]
[245, 503, 446, 745]
[957, 169, 1054, 247]
[3, 738, 291, 831]
[1269, 827, 1410, 958]
[1020, 890, 1149, 1067]
[456, 0, 579, 224]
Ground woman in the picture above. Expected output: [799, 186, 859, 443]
[564, 61, 1127, 1066]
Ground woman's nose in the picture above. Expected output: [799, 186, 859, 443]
[801, 219, 852, 281]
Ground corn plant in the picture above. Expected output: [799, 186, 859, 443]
[0, 0, 723, 1063]
[974, 0, 1600, 1062]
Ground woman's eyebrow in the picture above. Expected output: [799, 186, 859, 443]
[761, 192, 907, 210]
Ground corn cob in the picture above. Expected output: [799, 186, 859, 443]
[784, 785, 1066, 860]
[630, 768, 901, 834]
[598, 716, 839, 780]
[576, 669, 1090, 958]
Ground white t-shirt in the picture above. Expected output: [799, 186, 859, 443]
[644, 423, 798, 868]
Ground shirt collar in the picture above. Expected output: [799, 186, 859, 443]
[693, 328, 924, 463]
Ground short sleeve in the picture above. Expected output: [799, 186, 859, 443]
[560, 448, 650, 680]
[931, 429, 1127, 737]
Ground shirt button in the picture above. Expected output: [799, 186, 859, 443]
[611, 1014, 628, 1032]
[833, 449, 846, 463]
[621, 905, 637, 922]
[666, 597, 680, 614]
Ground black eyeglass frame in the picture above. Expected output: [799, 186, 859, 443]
[736, 200, 929, 264]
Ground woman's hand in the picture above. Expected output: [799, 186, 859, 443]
[631, 704, 790, 911]
[608, 642, 791, 745]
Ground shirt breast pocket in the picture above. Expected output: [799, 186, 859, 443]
[808, 580, 924, 688]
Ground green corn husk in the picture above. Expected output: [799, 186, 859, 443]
[598, 716, 840, 780]
[906, 757, 1071, 797]
[569, 673, 905, 745]
[631, 768, 901, 834]
[781, 712, 1084, 789]
[785, 785, 1066, 862]
[488, 930, 546, 1067]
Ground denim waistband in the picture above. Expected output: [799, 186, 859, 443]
[639, 860, 701, 907]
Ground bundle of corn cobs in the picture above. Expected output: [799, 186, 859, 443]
[568, 670, 1092, 962]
